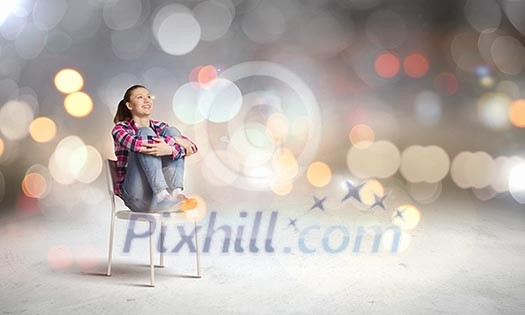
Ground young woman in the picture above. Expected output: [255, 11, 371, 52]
[112, 84, 198, 212]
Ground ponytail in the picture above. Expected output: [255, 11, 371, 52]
[113, 84, 146, 124]
[113, 99, 132, 124]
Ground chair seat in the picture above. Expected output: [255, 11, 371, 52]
[115, 210, 185, 222]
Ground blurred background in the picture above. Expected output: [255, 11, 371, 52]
[1, 0, 525, 223]
[3, 1, 525, 312]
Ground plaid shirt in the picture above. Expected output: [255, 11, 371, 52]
[111, 119, 197, 197]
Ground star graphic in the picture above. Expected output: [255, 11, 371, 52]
[287, 218, 298, 230]
[394, 208, 406, 221]
[368, 193, 388, 210]
[341, 180, 365, 203]
[309, 196, 327, 211]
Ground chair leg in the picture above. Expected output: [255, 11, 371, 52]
[149, 221, 155, 287]
[107, 215, 115, 276]
[159, 222, 165, 268]
[194, 218, 201, 278]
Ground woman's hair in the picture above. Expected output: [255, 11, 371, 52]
[113, 84, 146, 124]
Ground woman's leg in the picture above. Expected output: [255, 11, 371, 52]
[122, 127, 169, 212]
[160, 127, 185, 193]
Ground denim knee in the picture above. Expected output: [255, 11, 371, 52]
[136, 127, 155, 137]
[162, 127, 182, 137]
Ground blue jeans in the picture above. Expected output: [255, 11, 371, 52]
[121, 126, 185, 212]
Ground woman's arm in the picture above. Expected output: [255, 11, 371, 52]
[112, 123, 145, 153]
[175, 136, 198, 155]
[156, 121, 198, 156]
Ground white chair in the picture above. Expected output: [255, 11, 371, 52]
[105, 159, 201, 286]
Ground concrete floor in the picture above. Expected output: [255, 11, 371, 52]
[1, 186, 525, 315]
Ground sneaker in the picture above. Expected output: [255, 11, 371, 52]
[172, 192, 188, 200]
[150, 195, 186, 212]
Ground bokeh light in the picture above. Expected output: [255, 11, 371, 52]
[193, 0, 234, 42]
[272, 149, 299, 180]
[451, 151, 494, 189]
[491, 36, 523, 75]
[477, 93, 511, 130]
[197, 78, 242, 123]
[111, 24, 150, 60]
[228, 127, 275, 169]
[307, 161, 332, 188]
[509, 99, 525, 128]
[491, 156, 523, 193]
[0, 1, 18, 26]
[21, 172, 47, 199]
[64, 91, 93, 118]
[451, 32, 484, 72]
[475, 65, 491, 78]
[464, 0, 501, 32]
[189, 65, 203, 85]
[33, 0, 68, 32]
[359, 179, 385, 206]
[504, 0, 525, 35]
[184, 194, 208, 223]
[61, 0, 101, 39]
[103, 0, 142, 31]
[153, 4, 201, 56]
[347, 140, 401, 179]
[414, 91, 442, 126]
[198, 65, 218, 87]
[14, 23, 47, 60]
[0, 100, 34, 140]
[29, 117, 57, 143]
[172, 82, 206, 125]
[291, 116, 310, 142]
[70, 145, 103, 184]
[391, 204, 421, 230]
[479, 76, 495, 89]
[400, 146, 450, 183]
[245, 122, 272, 148]
[375, 52, 400, 78]
[270, 178, 293, 196]
[403, 53, 429, 78]
[509, 162, 525, 204]
[349, 124, 375, 149]
[54, 68, 84, 94]
[266, 113, 289, 143]
[49, 136, 85, 185]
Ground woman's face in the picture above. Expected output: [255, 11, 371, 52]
[126, 87, 154, 117]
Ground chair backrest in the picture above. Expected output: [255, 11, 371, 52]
[105, 159, 118, 196]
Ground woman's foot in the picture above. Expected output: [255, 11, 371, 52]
[171, 188, 188, 200]
[151, 194, 185, 212]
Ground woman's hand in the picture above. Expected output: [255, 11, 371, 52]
[140, 138, 174, 156]
[175, 137, 197, 156]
